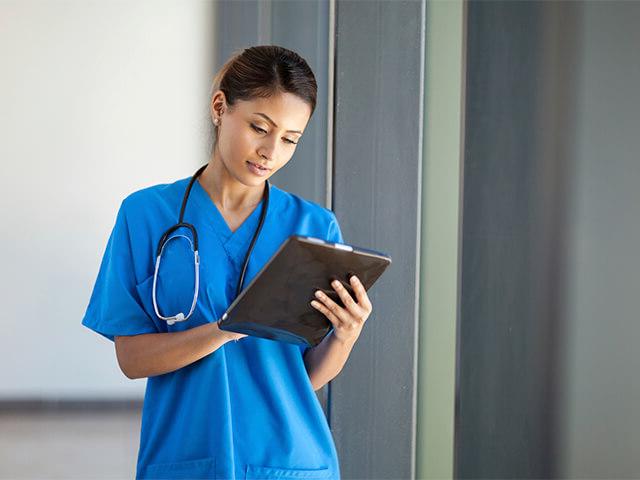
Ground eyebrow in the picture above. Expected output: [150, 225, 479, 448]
[253, 112, 303, 134]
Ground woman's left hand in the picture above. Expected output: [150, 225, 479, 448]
[310, 275, 373, 345]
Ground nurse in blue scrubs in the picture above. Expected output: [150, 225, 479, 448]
[81, 45, 373, 479]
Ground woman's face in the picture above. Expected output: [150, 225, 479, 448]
[211, 91, 312, 187]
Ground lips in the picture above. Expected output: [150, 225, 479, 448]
[247, 161, 270, 171]
[246, 161, 271, 177]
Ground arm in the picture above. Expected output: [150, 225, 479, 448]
[115, 322, 246, 379]
[303, 275, 373, 391]
[303, 332, 357, 391]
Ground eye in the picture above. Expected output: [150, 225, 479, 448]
[252, 123, 298, 145]
[250, 123, 267, 134]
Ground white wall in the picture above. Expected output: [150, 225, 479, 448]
[0, 0, 216, 399]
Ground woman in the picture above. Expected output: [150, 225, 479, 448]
[82, 45, 372, 479]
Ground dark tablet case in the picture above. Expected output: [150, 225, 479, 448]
[217, 235, 391, 347]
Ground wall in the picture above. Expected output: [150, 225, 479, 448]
[560, 2, 640, 477]
[331, 1, 425, 477]
[455, 1, 574, 476]
[417, 0, 464, 477]
[0, 0, 216, 399]
[453, 1, 640, 477]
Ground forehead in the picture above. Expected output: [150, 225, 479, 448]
[236, 92, 311, 131]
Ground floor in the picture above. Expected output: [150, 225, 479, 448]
[0, 410, 141, 479]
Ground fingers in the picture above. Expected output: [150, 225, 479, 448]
[230, 332, 248, 342]
[216, 321, 248, 342]
[349, 275, 372, 311]
[330, 279, 361, 313]
[310, 298, 343, 328]
[310, 275, 373, 331]
[314, 286, 352, 326]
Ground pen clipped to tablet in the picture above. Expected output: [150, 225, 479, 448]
[218, 235, 392, 347]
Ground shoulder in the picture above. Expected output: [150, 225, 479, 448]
[270, 183, 337, 227]
[119, 176, 190, 219]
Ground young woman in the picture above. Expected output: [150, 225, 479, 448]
[82, 45, 372, 479]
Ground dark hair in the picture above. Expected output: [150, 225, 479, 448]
[210, 45, 317, 145]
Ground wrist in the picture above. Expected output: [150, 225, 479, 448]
[328, 330, 357, 349]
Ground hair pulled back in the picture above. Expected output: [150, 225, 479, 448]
[210, 45, 317, 146]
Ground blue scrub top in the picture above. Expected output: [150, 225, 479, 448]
[81, 176, 344, 479]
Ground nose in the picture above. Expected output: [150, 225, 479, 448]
[257, 148, 273, 162]
[257, 138, 277, 161]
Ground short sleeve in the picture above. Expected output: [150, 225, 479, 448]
[327, 211, 344, 244]
[81, 200, 159, 342]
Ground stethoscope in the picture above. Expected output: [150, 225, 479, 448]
[152, 164, 270, 325]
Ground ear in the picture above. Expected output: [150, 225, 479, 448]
[210, 90, 228, 120]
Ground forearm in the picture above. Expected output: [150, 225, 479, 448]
[115, 322, 231, 379]
[303, 331, 356, 391]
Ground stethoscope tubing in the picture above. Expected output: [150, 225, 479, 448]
[152, 164, 270, 324]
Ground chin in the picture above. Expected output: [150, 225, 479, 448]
[239, 172, 270, 186]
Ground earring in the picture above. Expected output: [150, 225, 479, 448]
[214, 109, 223, 125]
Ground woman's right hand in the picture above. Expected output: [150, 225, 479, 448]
[215, 321, 248, 342]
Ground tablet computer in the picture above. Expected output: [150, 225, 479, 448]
[217, 235, 391, 347]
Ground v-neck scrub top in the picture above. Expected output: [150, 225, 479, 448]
[81, 176, 344, 479]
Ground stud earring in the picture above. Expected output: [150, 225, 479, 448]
[214, 109, 224, 125]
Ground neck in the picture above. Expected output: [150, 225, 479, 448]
[198, 151, 265, 212]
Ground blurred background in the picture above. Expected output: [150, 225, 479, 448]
[0, 0, 638, 479]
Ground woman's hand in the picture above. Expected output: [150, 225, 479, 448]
[215, 321, 248, 343]
[310, 275, 373, 345]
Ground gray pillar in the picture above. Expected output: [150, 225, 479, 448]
[455, 1, 579, 476]
[214, 0, 330, 207]
[331, 1, 426, 478]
